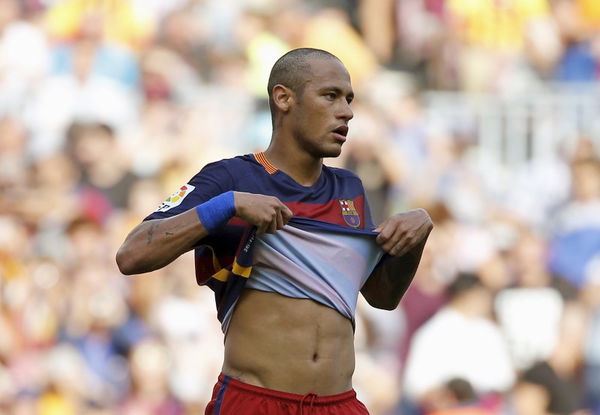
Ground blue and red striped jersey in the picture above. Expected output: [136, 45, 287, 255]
[144, 153, 384, 330]
[146, 153, 375, 228]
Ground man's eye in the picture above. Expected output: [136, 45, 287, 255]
[326, 93, 336, 99]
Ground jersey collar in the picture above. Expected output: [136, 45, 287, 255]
[253, 152, 278, 175]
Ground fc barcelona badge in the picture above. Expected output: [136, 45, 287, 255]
[339, 199, 360, 228]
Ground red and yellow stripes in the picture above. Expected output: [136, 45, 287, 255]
[254, 152, 278, 175]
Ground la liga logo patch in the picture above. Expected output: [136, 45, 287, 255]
[339, 199, 360, 228]
[156, 184, 195, 212]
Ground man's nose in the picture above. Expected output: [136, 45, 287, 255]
[338, 101, 353, 121]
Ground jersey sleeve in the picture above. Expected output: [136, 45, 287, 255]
[143, 161, 235, 221]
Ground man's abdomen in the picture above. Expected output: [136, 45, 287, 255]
[221, 289, 356, 395]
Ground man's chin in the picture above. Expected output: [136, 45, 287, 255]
[321, 144, 343, 158]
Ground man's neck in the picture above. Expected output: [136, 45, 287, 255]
[264, 145, 322, 187]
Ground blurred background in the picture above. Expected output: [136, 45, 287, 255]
[1, 0, 600, 414]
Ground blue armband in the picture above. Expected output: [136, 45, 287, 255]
[196, 191, 236, 233]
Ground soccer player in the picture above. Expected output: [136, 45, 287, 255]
[116, 48, 433, 414]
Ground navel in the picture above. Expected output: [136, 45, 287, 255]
[311, 323, 321, 362]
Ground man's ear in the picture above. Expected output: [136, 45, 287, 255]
[272, 84, 294, 113]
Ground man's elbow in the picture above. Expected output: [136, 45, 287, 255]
[115, 245, 142, 275]
[363, 294, 401, 311]
[370, 300, 400, 311]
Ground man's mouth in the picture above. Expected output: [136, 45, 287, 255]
[332, 125, 348, 138]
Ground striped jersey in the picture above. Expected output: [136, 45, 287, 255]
[145, 153, 386, 331]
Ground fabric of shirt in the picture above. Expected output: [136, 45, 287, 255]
[144, 153, 384, 332]
[243, 218, 385, 333]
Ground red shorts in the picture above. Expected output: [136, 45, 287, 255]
[205, 374, 370, 415]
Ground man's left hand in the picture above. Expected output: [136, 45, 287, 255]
[374, 209, 433, 257]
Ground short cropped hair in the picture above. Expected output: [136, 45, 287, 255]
[267, 48, 339, 118]
[446, 272, 484, 299]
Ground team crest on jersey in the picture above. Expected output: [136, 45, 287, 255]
[156, 184, 195, 212]
[339, 199, 360, 228]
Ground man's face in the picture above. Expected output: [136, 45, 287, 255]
[288, 58, 354, 158]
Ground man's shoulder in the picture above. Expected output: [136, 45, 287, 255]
[189, 154, 259, 179]
[202, 154, 257, 170]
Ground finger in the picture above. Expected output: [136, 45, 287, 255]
[393, 241, 411, 257]
[388, 225, 411, 254]
[383, 244, 398, 256]
[383, 241, 398, 254]
[266, 217, 278, 234]
[275, 211, 284, 230]
[381, 226, 406, 252]
[257, 220, 269, 235]
[396, 236, 416, 256]
[376, 223, 396, 245]
[281, 205, 293, 221]
[394, 230, 419, 257]
[395, 244, 411, 257]
[374, 220, 387, 233]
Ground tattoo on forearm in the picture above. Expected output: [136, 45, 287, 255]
[146, 223, 159, 245]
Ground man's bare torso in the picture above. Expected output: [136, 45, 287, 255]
[222, 289, 356, 395]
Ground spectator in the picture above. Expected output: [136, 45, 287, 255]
[402, 273, 515, 405]
[495, 228, 564, 370]
[550, 157, 600, 289]
[1, 0, 600, 413]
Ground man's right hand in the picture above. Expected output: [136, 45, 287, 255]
[234, 192, 293, 235]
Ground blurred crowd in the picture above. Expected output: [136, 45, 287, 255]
[1, 0, 600, 414]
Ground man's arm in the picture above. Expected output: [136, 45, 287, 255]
[361, 209, 433, 310]
[116, 192, 293, 275]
